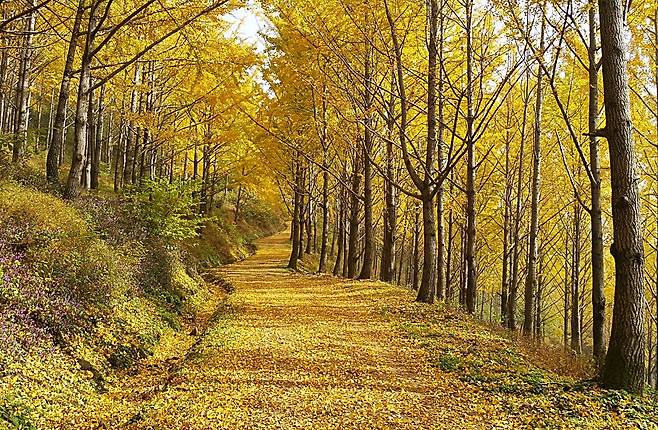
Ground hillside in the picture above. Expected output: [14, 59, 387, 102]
[0, 179, 282, 429]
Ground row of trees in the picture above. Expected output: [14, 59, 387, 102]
[259, 0, 657, 393]
[3, 0, 656, 395]
[1, 0, 279, 217]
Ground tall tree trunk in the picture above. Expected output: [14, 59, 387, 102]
[571, 200, 583, 354]
[380, 77, 397, 283]
[464, 0, 477, 313]
[83, 86, 95, 189]
[599, 0, 646, 394]
[0, 9, 8, 136]
[332, 191, 345, 276]
[288, 160, 301, 269]
[47, 0, 83, 183]
[123, 65, 141, 185]
[654, 7, 658, 390]
[416, 0, 440, 304]
[412, 208, 421, 291]
[588, 0, 606, 365]
[563, 233, 570, 350]
[508, 73, 530, 330]
[297, 168, 306, 260]
[417, 194, 436, 302]
[436, 0, 446, 301]
[358, 41, 374, 280]
[65, 4, 97, 199]
[318, 151, 330, 272]
[501, 124, 512, 326]
[91, 84, 104, 189]
[47, 87, 55, 147]
[347, 151, 361, 278]
[523, 12, 545, 336]
[446, 199, 454, 302]
[113, 116, 126, 192]
[35, 95, 42, 152]
[12, 0, 36, 162]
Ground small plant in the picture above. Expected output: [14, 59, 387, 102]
[438, 352, 461, 371]
[0, 398, 36, 430]
[123, 179, 204, 242]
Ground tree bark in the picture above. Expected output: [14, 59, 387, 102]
[464, 0, 477, 313]
[508, 72, 530, 330]
[332, 188, 345, 276]
[585, 0, 607, 366]
[347, 150, 361, 278]
[123, 64, 141, 185]
[412, 208, 421, 291]
[599, 0, 646, 394]
[501, 122, 512, 326]
[358, 39, 374, 280]
[288, 160, 301, 269]
[571, 200, 583, 354]
[12, 0, 36, 162]
[91, 84, 104, 189]
[436, 0, 446, 301]
[523, 12, 545, 336]
[380, 85, 397, 283]
[318, 154, 330, 272]
[64, 3, 97, 198]
[47, 0, 84, 183]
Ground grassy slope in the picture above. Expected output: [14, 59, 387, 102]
[290, 253, 658, 428]
[0, 179, 281, 429]
[390, 304, 658, 428]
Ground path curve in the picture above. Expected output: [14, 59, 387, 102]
[129, 231, 480, 429]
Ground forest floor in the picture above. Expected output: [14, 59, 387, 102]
[82, 231, 657, 429]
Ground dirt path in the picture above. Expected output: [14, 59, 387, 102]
[116, 230, 488, 429]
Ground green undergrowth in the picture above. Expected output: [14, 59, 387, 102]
[183, 201, 283, 270]
[385, 301, 658, 428]
[0, 173, 282, 429]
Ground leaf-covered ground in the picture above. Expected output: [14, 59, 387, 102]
[44, 231, 658, 429]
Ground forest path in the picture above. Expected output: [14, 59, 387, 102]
[123, 230, 484, 429]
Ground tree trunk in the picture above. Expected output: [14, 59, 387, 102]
[35, 95, 42, 152]
[12, 0, 36, 162]
[501, 125, 512, 326]
[64, 5, 96, 199]
[412, 208, 421, 291]
[599, 0, 646, 394]
[654, 8, 658, 390]
[446, 201, 454, 302]
[508, 72, 530, 330]
[464, 0, 477, 314]
[123, 64, 141, 185]
[523, 13, 545, 336]
[380, 78, 397, 283]
[91, 84, 104, 189]
[588, 0, 606, 365]
[332, 191, 345, 276]
[358, 40, 374, 280]
[436, 0, 446, 301]
[318, 152, 330, 272]
[347, 151, 361, 278]
[571, 201, 583, 354]
[288, 161, 301, 270]
[0, 11, 8, 136]
[416, 193, 436, 302]
[83, 86, 95, 189]
[416, 0, 439, 304]
[47, 0, 83, 183]
[297, 168, 305, 260]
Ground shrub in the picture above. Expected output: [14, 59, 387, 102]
[0, 182, 119, 308]
[122, 179, 203, 242]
